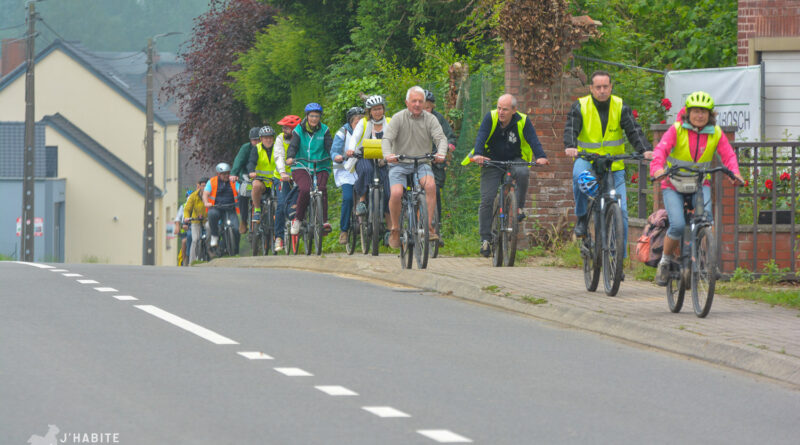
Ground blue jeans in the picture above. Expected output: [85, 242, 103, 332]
[274, 180, 291, 240]
[662, 186, 712, 240]
[340, 183, 354, 231]
[572, 158, 629, 256]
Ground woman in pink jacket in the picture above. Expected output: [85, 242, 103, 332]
[650, 91, 744, 286]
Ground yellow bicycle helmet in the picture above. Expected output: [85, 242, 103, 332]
[685, 91, 714, 110]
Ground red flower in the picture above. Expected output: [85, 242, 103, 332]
[632, 109, 639, 119]
[744, 180, 749, 187]
[765, 179, 774, 190]
[660, 119, 666, 124]
[760, 196, 767, 200]
[631, 172, 639, 184]
[780, 172, 790, 181]
[661, 98, 672, 111]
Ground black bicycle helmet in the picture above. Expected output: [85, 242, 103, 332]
[249, 127, 260, 140]
[258, 125, 276, 137]
[424, 89, 435, 103]
[346, 106, 365, 123]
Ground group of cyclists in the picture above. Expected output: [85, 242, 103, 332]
[179, 71, 744, 300]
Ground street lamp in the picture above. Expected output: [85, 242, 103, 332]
[143, 31, 181, 265]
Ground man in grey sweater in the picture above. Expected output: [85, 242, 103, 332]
[382, 86, 448, 248]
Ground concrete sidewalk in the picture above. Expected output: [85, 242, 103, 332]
[209, 254, 800, 387]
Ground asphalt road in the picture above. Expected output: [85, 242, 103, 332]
[2, 262, 799, 444]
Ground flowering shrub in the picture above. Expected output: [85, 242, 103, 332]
[661, 98, 672, 111]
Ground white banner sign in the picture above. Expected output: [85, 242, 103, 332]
[665, 65, 762, 142]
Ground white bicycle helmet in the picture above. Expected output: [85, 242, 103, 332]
[215, 162, 232, 173]
[364, 95, 385, 109]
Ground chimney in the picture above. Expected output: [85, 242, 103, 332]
[1, 38, 27, 77]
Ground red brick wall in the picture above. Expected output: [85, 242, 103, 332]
[503, 43, 587, 239]
[738, 0, 800, 65]
[1, 38, 26, 77]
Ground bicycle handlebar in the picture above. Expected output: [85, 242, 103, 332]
[652, 164, 737, 183]
[397, 154, 435, 161]
[291, 157, 332, 163]
[481, 159, 540, 168]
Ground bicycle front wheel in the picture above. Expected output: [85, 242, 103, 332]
[399, 198, 413, 269]
[313, 196, 323, 255]
[692, 226, 716, 318]
[491, 194, 503, 267]
[502, 187, 519, 267]
[371, 188, 382, 256]
[582, 206, 600, 292]
[346, 205, 358, 255]
[430, 203, 440, 259]
[224, 227, 237, 258]
[414, 193, 429, 269]
[602, 202, 625, 296]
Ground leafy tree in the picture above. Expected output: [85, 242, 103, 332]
[163, 0, 278, 163]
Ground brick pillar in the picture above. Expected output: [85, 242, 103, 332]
[1, 38, 26, 77]
[504, 43, 589, 242]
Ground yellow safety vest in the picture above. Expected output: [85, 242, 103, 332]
[576, 95, 625, 171]
[461, 110, 532, 165]
[666, 121, 722, 179]
[255, 142, 278, 185]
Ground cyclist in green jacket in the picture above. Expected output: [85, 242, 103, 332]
[232, 127, 260, 234]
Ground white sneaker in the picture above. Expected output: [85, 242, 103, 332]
[210, 235, 219, 247]
[655, 256, 671, 286]
[290, 219, 300, 235]
[274, 238, 284, 252]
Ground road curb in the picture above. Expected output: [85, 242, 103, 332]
[207, 256, 800, 388]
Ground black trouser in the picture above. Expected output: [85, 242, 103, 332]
[478, 160, 529, 242]
[238, 198, 249, 226]
[208, 206, 240, 254]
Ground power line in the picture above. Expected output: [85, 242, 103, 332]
[0, 23, 26, 31]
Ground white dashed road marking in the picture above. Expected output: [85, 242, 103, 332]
[94, 287, 118, 292]
[134, 305, 239, 345]
[237, 351, 273, 360]
[417, 430, 473, 443]
[63, 273, 82, 277]
[77, 279, 99, 284]
[362, 406, 411, 418]
[15, 262, 54, 269]
[49, 269, 68, 272]
[315, 386, 358, 396]
[113, 295, 138, 301]
[274, 367, 313, 377]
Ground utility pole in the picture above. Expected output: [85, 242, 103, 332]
[143, 37, 155, 265]
[21, 1, 37, 262]
[143, 32, 180, 266]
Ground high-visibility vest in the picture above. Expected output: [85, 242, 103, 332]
[576, 95, 625, 171]
[276, 134, 292, 177]
[356, 116, 391, 149]
[666, 121, 722, 179]
[255, 142, 278, 184]
[461, 110, 532, 165]
[207, 176, 240, 214]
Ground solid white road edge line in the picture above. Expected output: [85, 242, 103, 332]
[417, 430, 473, 443]
[134, 305, 239, 345]
[361, 406, 411, 418]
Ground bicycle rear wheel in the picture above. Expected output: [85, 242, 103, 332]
[263, 198, 276, 256]
[346, 205, 358, 255]
[399, 198, 413, 269]
[666, 261, 685, 313]
[371, 188, 382, 256]
[582, 206, 600, 292]
[430, 204, 440, 259]
[491, 194, 503, 267]
[602, 202, 625, 296]
[224, 226, 237, 258]
[250, 206, 261, 256]
[692, 226, 716, 318]
[414, 193, 429, 269]
[502, 187, 519, 267]
[313, 196, 324, 255]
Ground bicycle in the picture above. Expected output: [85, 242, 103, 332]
[480, 159, 539, 267]
[397, 154, 435, 269]
[345, 194, 360, 255]
[245, 176, 277, 256]
[429, 189, 442, 259]
[654, 164, 736, 318]
[355, 154, 387, 256]
[211, 203, 238, 258]
[577, 152, 643, 296]
[185, 217, 210, 263]
[290, 157, 331, 256]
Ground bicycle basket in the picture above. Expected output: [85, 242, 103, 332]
[362, 139, 383, 159]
